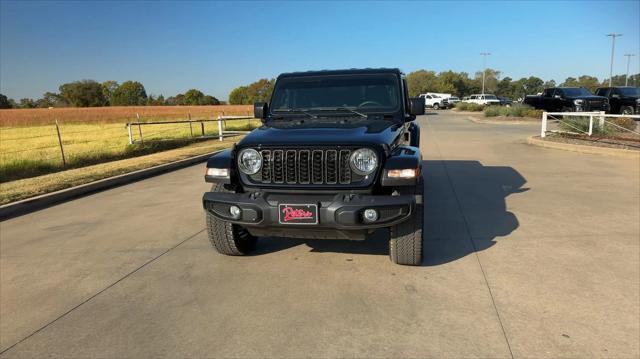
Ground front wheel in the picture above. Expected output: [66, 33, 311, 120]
[205, 183, 257, 255]
[432, 103, 440, 110]
[621, 106, 635, 115]
[389, 182, 424, 266]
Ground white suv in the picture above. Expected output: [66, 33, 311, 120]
[418, 93, 447, 109]
[464, 94, 501, 106]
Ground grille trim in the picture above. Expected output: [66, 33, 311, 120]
[245, 147, 368, 186]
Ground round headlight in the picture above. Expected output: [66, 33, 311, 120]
[238, 149, 262, 175]
[350, 148, 378, 175]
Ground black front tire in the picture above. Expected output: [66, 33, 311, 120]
[205, 183, 257, 255]
[621, 106, 635, 115]
[389, 181, 424, 266]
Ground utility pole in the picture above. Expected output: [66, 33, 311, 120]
[606, 33, 622, 87]
[480, 52, 491, 95]
[623, 53, 635, 86]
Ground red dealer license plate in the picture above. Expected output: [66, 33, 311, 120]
[278, 204, 318, 225]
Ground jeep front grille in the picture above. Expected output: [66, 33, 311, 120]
[257, 148, 354, 185]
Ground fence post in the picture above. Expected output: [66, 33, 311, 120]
[218, 115, 223, 141]
[54, 120, 66, 166]
[588, 115, 593, 136]
[138, 124, 143, 144]
[188, 112, 193, 137]
[541, 112, 547, 138]
[201, 121, 205, 137]
[598, 111, 605, 129]
[127, 123, 133, 144]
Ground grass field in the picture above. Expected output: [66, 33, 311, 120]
[0, 105, 253, 126]
[0, 138, 239, 205]
[1, 105, 260, 190]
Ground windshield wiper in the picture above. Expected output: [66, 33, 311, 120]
[274, 108, 318, 119]
[313, 107, 367, 118]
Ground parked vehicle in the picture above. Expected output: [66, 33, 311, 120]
[523, 87, 610, 112]
[448, 96, 461, 105]
[594, 86, 640, 114]
[418, 93, 447, 109]
[202, 68, 426, 265]
[498, 96, 513, 107]
[464, 94, 501, 106]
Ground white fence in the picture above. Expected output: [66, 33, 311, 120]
[541, 111, 640, 138]
[125, 115, 255, 144]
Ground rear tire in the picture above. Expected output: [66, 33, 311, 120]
[621, 106, 635, 115]
[389, 181, 424, 266]
[205, 183, 257, 255]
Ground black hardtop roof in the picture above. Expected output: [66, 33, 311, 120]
[277, 68, 403, 79]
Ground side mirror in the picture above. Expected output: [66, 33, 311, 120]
[254, 102, 268, 120]
[409, 97, 425, 116]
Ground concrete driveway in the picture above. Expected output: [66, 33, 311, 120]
[1, 112, 638, 358]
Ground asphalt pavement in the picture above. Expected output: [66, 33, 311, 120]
[1, 112, 638, 358]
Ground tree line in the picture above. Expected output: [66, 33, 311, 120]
[2, 71, 638, 110]
[0, 80, 221, 109]
[225, 71, 640, 105]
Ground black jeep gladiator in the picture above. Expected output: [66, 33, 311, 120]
[202, 68, 426, 265]
[523, 87, 610, 112]
[594, 86, 640, 114]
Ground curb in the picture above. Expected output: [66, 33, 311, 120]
[467, 116, 539, 125]
[526, 136, 640, 159]
[0, 151, 220, 221]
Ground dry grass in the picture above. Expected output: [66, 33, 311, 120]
[0, 138, 238, 205]
[0, 105, 253, 127]
[1, 119, 260, 182]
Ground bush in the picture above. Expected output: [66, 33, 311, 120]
[482, 104, 542, 119]
[454, 102, 484, 111]
[607, 117, 637, 132]
[558, 116, 637, 136]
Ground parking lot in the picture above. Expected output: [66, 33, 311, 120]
[1, 112, 638, 358]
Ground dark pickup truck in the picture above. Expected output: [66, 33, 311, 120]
[202, 68, 426, 265]
[594, 86, 640, 115]
[523, 87, 610, 112]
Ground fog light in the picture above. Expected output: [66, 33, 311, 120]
[363, 208, 378, 222]
[387, 168, 418, 178]
[229, 205, 241, 219]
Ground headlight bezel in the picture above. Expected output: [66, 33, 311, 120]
[349, 148, 378, 176]
[237, 148, 263, 175]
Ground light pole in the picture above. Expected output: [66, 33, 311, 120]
[623, 53, 635, 86]
[606, 33, 622, 87]
[480, 52, 491, 95]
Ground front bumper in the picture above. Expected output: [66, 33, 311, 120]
[202, 191, 419, 239]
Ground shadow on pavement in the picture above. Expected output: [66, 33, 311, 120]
[252, 160, 527, 266]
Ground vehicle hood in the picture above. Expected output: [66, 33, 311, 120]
[237, 120, 403, 149]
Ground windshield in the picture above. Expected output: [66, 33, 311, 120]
[270, 74, 401, 113]
[562, 88, 592, 97]
[618, 87, 640, 97]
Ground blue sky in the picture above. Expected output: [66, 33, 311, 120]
[1, 0, 639, 100]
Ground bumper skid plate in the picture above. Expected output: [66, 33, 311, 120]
[202, 191, 418, 230]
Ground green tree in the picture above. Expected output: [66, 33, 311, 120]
[406, 70, 438, 97]
[110, 81, 147, 106]
[19, 98, 37, 108]
[59, 80, 107, 107]
[0, 94, 12, 109]
[228, 79, 276, 104]
[36, 92, 67, 108]
[101, 80, 119, 105]
[560, 77, 579, 87]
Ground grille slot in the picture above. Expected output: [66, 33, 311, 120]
[312, 150, 324, 184]
[252, 148, 360, 185]
[339, 150, 351, 184]
[272, 150, 284, 183]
